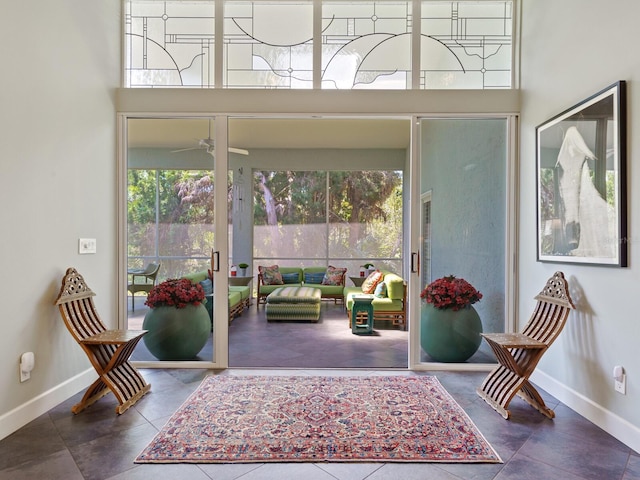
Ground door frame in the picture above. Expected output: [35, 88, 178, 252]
[118, 110, 518, 371]
[118, 113, 230, 369]
[408, 114, 519, 371]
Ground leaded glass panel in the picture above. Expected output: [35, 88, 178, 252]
[420, 1, 512, 89]
[125, 1, 215, 88]
[223, 1, 314, 88]
[322, 1, 412, 89]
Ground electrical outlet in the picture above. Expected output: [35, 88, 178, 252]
[615, 374, 626, 395]
[79, 238, 97, 254]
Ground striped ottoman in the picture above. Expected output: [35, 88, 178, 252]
[266, 286, 322, 322]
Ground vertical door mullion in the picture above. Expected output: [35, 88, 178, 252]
[213, 115, 229, 367]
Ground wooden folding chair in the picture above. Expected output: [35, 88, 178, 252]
[477, 271, 574, 419]
[55, 267, 151, 414]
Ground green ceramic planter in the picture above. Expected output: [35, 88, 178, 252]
[420, 303, 483, 363]
[142, 304, 211, 360]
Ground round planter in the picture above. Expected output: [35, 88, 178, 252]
[142, 304, 211, 360]
[420, 303, 483, 363]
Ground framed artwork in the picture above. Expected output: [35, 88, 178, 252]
[536, 81, 627, 266]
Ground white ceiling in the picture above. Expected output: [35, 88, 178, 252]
[127, 117, 411, 150]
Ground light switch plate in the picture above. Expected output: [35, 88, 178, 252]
[79, 238, 97, 254]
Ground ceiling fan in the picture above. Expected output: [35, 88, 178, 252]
[171, 120, 249, 156]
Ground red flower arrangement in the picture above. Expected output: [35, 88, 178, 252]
[420, 275, 482, 311]
[145, 278, 205, 309]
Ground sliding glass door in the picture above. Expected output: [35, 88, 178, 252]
[124, 117, 229, 367]
[120, 114, 515, 369]
[411, 117, 514, 368]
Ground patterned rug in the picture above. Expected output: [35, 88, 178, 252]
[135, 375, 501, 464]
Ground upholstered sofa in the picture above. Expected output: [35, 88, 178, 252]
[182, 270, 250, 323]
[256, 266, 346, 307]
[343, 270, 407, 330]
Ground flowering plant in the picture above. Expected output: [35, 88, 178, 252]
[420, 275, 482, 311]
[145, 278, 205, 309]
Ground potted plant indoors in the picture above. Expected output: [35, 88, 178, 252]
[238, 262, 249, 276]
[142, 278, 211, 360]
[419, 275, 483, 362]
[361, 263, 375, 276]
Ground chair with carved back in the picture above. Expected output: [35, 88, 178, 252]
[55, 267, 151, 414]
[477, 271, 575, 419]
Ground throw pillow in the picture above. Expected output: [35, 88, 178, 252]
[281, 272, 300, 284]
[361, 270, 384, 294]
[199, 279, 213, 320]
[304, 272, 325, 284]
[322, 266, 347, 286]
[374, 281, 387, 298]
[258, 265, 283, 285]
[199, 278, 213, 296]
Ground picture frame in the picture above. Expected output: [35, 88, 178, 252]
[536, 81, 627, 266]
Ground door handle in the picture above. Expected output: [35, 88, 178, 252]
[411, 252, 420, 273]
[211, 250, 220, 272]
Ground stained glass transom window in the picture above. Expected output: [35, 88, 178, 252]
[420, 2, 512, 89]
[125, 1, 215, 88]
[321, 2, 412, 90]
[224, 1, 314, 88]
[124, 0, 513, 90]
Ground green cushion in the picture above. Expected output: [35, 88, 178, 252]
[228, 291, 242, 308]
[383, 273, 405, 300]
[303, 266, 327, 275]
[183, 270, 209, 284]
[267, 286, 322, 304]
[229, 285, 250, 300]
[344, 291, 403, 311]
[313, 284, 343, 295]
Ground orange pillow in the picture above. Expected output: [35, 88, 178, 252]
[361, 270, 384, 294]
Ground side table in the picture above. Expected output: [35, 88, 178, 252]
[351, 294, 374, 335]
[349, 276, 366, 287]
[228, 276, 253, 287]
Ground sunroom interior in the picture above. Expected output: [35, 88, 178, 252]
[125, 114, 510, 368]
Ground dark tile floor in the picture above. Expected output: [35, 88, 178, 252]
[0, 368, 638, 480]
[2, 300, 637, 479]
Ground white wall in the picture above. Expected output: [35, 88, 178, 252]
[520, 0, 640, 450]
[0, 2, 120, 438]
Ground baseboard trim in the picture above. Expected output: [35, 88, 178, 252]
[531, 370, 640, 453]
[0, 369, 94, 441]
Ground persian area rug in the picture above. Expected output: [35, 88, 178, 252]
[135, 375, 502, 464]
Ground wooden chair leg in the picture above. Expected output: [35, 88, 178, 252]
[103, 362, 151, 414]
[517, 380, 555, 419]
[476, 365, 525, 420]
[72, 378, 111, 414]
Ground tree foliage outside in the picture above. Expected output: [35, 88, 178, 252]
[128, 169, 216, 278]
[254, 170, 403, 263]
[128, 168, 403, 279]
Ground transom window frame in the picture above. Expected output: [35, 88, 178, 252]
[123, 0, 517, 90]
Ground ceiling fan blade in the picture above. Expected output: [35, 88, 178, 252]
[171, 146, 201, 153]
[229, 147, 249, 155]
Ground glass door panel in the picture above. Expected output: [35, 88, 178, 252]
[416, 118, 507, 365]
[126, 117, 223, 365]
